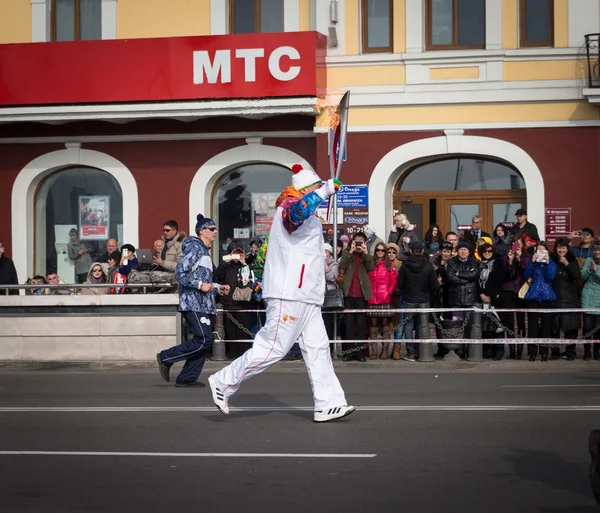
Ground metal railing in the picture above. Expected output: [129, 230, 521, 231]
[0, 283, 173, 295]
[585, 34, 600, 88]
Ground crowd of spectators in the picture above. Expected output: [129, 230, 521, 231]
[1, 209, 599, 364]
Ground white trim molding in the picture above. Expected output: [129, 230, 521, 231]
[30, 0, 48, 42]
[101, 0, 117, 40]
[0, 130, 315, 145]
[313, 119, 600, 133]
[367, 133, 546, 241]
[0, 97, 318, 124]
[210, 0, 228, 35]
[485, 0, 502, 50]
[11, 147, 139, 282]
[188, 140, 313, 238]
[284, 0, 300, 32]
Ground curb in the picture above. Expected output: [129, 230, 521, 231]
[1, 359, 599, 373]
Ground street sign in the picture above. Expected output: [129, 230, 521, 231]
[322, 185, 368, 208]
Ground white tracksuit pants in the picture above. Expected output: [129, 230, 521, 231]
[212, 298, 348, 411]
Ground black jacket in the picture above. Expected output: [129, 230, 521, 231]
[445, 256, 480, 306]
[213, 260, 258, 311]
[551, 253, 581, 331]
[510, 221, 540, 242]
[462, 229, 491, 248]
[0, 255, 19, 295]
[478, 254, 505, 304]
[397, 254, 439, 304]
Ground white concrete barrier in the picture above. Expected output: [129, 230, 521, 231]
[0, 294, 180, 362]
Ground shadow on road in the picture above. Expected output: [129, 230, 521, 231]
[504, 447, 596, 509]
[203, 393, 312, 423]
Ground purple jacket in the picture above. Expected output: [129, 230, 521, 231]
[503, 252, 531, 295]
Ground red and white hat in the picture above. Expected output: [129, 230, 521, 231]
[291, 164, 322, 190]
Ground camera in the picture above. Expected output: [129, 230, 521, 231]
[223, 253, 241, 263]
[354, 241, 363, 247]
[581, 231, 590, 237]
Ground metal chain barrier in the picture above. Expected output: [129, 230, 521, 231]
[338, 313, 416, 357]
[224, 311, 257, 339]
[431, 311, 472, 339]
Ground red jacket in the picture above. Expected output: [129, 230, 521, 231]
[368, 259, 397, 305]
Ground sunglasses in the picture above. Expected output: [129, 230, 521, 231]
[163, 228, 174, 232]
[375, 248, 385, 253]
[205, 227, 217, 232]
[92, 268, 103, 272]
[387, 249, 397, 253]
[482, 249, 493, 253]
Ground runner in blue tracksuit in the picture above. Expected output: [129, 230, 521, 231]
[156, 214, 229, 387]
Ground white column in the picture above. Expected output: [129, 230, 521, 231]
[210, 0, 228, 35]
[310, 0, 329, 35]
[30, 0, 48, 42]
[101, 0, 117, 39]
[284, 0, 300, 32]
[485, 0, 502, 50]
[568, 0, 600, 48]
[405, 0, 423, 53]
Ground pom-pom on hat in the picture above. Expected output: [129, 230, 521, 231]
[195, 213, 216, 234]
[291, 164, 322, 191]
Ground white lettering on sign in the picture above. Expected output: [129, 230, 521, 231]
[235, 48, 265, 82]
[268, 46, 301, 81]
[193, 49, 231, 84]
[192, 46, 301, 85]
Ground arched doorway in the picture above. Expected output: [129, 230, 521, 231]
[212, 163, 292, 261]
[34, 166, 123, 281]
[394, 157, 526, 239]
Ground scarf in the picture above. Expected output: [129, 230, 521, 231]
[479, 258, 495, 290]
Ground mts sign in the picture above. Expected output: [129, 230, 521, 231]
[0, 32, 326, 106]
[193, 46, 301, 84]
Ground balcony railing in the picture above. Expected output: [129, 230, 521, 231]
[585, 34, 600, 88]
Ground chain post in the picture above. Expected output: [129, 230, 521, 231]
[469, 309, 483, 362]
[211, 302, 228, 361]
[418, 307, 434, 362]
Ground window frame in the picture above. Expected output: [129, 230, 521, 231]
[360, 0, 394, 54]
[425, 0, 486, 51]
[519, 0, 554, 48]
[229, 0, 285, 34]
[51, 0, 82, 42]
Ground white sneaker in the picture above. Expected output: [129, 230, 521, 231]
[314, 405, 356, 423]
[208, 375, 229, 415]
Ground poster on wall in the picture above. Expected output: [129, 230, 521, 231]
[545, 207, 572, 246]
[79, 195, 110, 240]
[252, 193, 279, 236]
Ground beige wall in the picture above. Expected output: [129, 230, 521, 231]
[117, 0, 211, 39]
[0, 0, 31, 44]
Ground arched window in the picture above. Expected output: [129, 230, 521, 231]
[212, 163, 292, 261]
[35, 166, 123, 280]
[398, 157, 525, 191]
[394, 157, 526, 238]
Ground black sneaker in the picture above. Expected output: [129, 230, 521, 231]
[175, 381, 205, 388]
[156, 353, 170, 382]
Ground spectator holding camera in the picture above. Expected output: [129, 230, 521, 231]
[569, 228, 596, 264]
[523, 241, 556, 362]
[338, 232, 375, 362]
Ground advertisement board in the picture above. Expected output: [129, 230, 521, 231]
[79, 195, 110, 240]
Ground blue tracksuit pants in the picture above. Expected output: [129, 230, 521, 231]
[159, 310, 213, 384]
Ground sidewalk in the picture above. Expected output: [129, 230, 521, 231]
[1, 358, 599, 373]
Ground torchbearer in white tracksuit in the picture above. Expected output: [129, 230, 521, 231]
[208, 164, 355, 423]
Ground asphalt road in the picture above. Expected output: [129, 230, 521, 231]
[0, 367, 599, 513]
